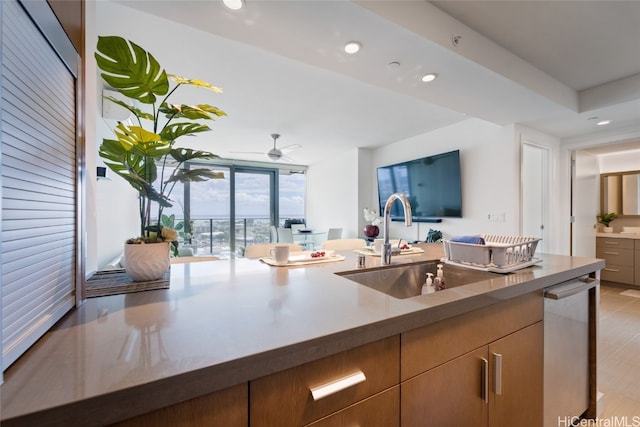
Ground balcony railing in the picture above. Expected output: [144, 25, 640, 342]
[177, 217, 273, 257]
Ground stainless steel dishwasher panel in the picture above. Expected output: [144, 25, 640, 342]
[544, 277, 597, 427]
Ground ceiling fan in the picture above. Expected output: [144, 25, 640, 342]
[231, 133, 301, 162]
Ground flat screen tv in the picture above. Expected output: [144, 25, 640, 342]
[377, 150, 462, 221]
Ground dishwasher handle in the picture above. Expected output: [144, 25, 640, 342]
[544, 277, 598, 300]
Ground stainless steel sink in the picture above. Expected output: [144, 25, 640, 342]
[337, 262, 499, 299]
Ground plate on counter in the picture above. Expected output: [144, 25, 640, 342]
[288, 250, 335, 263]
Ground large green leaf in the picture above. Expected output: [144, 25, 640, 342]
[159, 103, 227, 121]
[113, 123, 170, 159]
[169, 148, 219, 163]
[169, 74, 223, 93]
[103, 96, 154, 121]
[166, 168, 225, 184]
[95, 36, 169, 104]
[161, 123, 211, 142]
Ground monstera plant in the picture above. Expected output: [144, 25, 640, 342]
[95, 35, 226, 258]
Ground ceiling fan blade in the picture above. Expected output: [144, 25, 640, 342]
[280, 144, 302, 154]
[229, 151, 266, 155]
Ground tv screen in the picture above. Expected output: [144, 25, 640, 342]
[377, 150, 462, 221]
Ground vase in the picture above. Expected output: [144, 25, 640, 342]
[603, 227, 613, 233]
[124, 242, 170, 281]
[364, 224, 380, 238]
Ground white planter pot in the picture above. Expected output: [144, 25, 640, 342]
[603, 227, 614, 233]
[124, 242, 170, 281]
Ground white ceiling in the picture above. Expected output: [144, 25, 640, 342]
[103, 0, 640, 165]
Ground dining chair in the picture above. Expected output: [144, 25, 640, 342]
[244, 243, 302, 259]
[277, 227, 294, 243]
[326, 227, 343, 240]
[270, 225, 278, 243]
[322, 238, 367, 251]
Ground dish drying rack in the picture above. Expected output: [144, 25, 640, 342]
[442, 234, 541, 273]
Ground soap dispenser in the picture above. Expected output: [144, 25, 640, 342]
[422, 273, 435, 294]
[435, 264, 446, 290]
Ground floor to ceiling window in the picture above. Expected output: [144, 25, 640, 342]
[161, 163, 305, 257]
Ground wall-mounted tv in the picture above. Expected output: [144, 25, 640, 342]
[377, 150, 462, 221]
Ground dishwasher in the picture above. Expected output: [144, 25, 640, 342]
[543, 276, 598, 427]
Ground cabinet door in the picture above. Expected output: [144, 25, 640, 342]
[488, 322, 543, 427]
[635, 247, 640, 285]
[111, 383, 248, 427]
[401, 347, 489, 427]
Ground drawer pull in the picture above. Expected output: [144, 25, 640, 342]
[494, 353, 503, 395]
[310, 371, 366, 401]
[603, 241, 619, 245]
[481, 358, 489, 403]
[604, 251, 620, 255]
[604, 268, 620, 272]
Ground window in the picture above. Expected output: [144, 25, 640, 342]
[162, 163, 306, 257]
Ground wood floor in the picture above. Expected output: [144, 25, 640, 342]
[595, 283, 640, 419]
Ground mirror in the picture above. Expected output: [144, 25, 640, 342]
[601, 171, 640, 216]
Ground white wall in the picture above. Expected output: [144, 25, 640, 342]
[369, 119, 519, 243]
[306, 149, 360, 238]
[89, 3, 159, 271]
[598, 148, 640, 173]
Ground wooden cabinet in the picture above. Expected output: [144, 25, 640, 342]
[402, 347, 488, 427]
[488, 322, 543, 427]
[636, 245, 640, 285]
[596, 237, 635, 285]
[250, 336, 399, 426]
[111, 383, 248, 427]
[307, 387, 399, 427]
[401, 292, 543, 427]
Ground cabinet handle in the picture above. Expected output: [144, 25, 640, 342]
[604, 268, 620, 272]
[481, 358, 489, 403]
[310, 371, 366, 401]
[604, 251, 620, 255]
[604, 241, 619, 245]
[494, 353, 503, 395]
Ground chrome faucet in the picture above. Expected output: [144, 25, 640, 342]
[381, 193, 412, 265]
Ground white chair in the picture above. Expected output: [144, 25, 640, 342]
[326, 228, 343, 240]
[322, 238, 367, 251]
[277, 227, 294, 243]
[244, 243, 302, 259]
[170, 256, 219, 264]
[270, 225, 278, 243]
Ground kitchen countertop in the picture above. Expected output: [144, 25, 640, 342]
[0, 244, 604, 426]
[596, 232, 640, 239]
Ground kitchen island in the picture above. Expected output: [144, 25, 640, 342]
[0, 244, 604, 426]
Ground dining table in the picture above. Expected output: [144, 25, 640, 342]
[293, 230, 325, 250]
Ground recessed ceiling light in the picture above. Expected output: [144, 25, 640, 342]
[222, 0, 243, 10]
[344, 41, 361, 54]
[421, 73, 438, 83]
[596, 119, 613, 126]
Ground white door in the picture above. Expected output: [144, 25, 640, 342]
[572, 150, 599, 257]
[522, 143, 549, 254]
